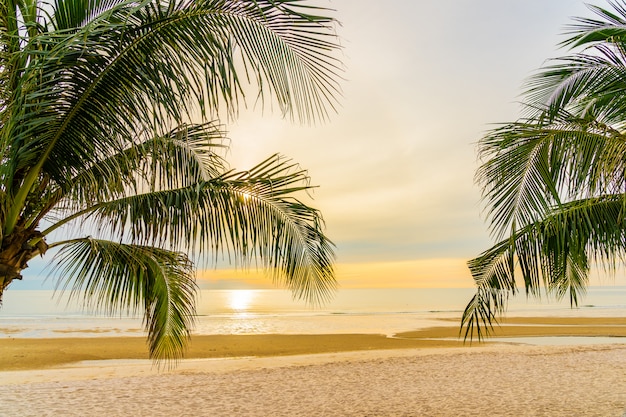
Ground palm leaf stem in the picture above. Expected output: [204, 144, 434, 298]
[41, 201, 106, 237]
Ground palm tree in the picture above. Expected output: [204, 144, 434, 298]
[462, 0, 626, 339]
[0, 0, 341, 361]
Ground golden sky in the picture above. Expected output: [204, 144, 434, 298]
[217, 0, 594, 289]
[198, 258, 474, 289]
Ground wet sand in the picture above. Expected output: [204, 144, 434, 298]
[0, 333, 466, 371]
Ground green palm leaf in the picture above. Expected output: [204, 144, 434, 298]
[18, 122, 226, 231]
[4, 0, 342, 236]
[478, 110, 626, 237]
[52, 237, 197, 362]
[464, 195, 626, 339]
[53, 154, 336, 304]
[65, 122, 227, 206]
[466, 2, 626, 340]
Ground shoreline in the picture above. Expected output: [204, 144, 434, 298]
[1, 315, 626, 372]
[0, 333, 468, 372]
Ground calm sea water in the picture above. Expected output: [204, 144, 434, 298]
[1, 287, 626, 338]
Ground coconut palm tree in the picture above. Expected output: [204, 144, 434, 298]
[462, 0, 626, 339]
[0, 0, 341, 361]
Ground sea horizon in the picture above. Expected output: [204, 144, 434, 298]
[2, 286, 626, 339]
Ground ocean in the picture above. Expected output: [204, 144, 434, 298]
[1, 287, 626, 339]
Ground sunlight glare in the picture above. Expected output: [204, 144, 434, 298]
[228, 289, 256, 312]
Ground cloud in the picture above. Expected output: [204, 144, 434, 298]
[218, 0, 594, 286]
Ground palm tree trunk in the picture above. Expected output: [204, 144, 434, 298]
[0, 227, 47, 303]
[0, 266, 22, 303]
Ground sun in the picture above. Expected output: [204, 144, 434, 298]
[228, 289, 256, 311]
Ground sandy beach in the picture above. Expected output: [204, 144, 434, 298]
[1, 317, 626, 416]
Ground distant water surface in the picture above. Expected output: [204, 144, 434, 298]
[1, 287, 626, 338]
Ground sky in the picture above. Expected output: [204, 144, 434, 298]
[201, 0, 599, 289]
[13, 0, 621, 291]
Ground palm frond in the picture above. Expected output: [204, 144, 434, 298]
[478, 109, 626, 237]
[468, 1, 626, 343]
[216, 0, 343, 122]
[524, 2, 626, 125]
[51, 154, 336, 304]
[19, 122, 226, 232]
[51, 237, 197, 362]
[47, 0, 127, 31]
[525, 52, 626, 126]
[4, 0, 342, 235]
[65, 122, 227, 207]
[464, 194, 626, 340]
[461, 287, 509, 341]
[562, 1, 626, 48]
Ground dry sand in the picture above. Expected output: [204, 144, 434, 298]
[1, 317, 626, 416]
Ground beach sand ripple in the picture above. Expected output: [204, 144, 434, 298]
[1, 344, 626, 417]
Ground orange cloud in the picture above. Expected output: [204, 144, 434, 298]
[197, 258, 475, 289]
[335, 259, 474, 288]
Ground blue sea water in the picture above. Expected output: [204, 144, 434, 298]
[1, 287, 626, 339]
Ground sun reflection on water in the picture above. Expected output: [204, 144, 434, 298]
[227, 289, 256, 313]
